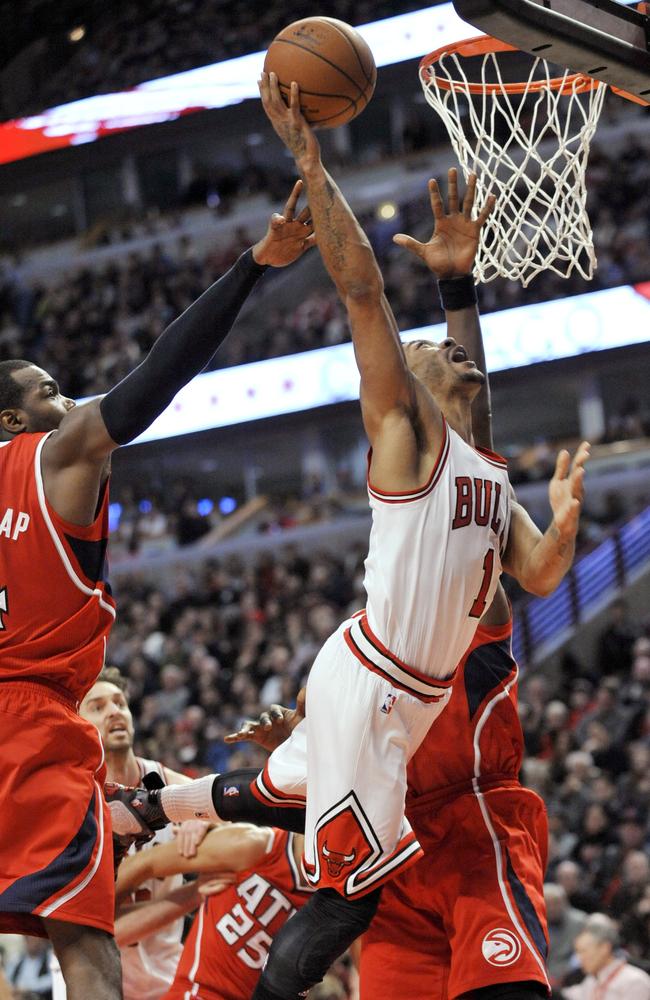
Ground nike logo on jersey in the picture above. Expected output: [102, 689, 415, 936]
[0, 507, 30, 541]
[0, 587, 7, 630]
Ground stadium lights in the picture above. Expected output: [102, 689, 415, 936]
[86, 283, 649, 448]
[0, 4, 474, 165]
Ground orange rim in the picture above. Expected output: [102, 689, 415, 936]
[419, 34, 600, 95]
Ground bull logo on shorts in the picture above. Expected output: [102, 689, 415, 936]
[481, 928, 522, 966]
[322, 842, 356, 878]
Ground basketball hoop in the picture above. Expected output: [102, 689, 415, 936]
[419, 35, 608, 286]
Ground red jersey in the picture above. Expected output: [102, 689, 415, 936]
[406, 619, 522, 805]
[164, 831, 312, 1000]
[0, 432, 115, 701]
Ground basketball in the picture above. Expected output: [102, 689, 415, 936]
[263, 17, 377, 129]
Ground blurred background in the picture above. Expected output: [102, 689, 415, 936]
[0, 2, 649, 997]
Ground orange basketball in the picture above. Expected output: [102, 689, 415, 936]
[263, 17, 377, 129]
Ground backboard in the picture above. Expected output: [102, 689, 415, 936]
[452, 0, 650, 101]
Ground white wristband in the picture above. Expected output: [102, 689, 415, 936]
[160, 775, 220, 823]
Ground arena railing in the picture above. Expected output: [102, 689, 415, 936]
[512, 504, 650, 666]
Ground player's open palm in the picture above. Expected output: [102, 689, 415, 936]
[225, 688, 306, 752]
[549, 441, 590, 540]
[394, 168, 496, 279]
[253, 179, 316, 267]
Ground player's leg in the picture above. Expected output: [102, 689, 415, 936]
[254, 623, 434, 999]
[252, 886, 382, 1000]
[459, 982, 548, 1000]
[443, 787, 550, 1000]
[359, 862, 451, 1000]
[128, 723, 309, 834]
[45, 918, 122, 1000]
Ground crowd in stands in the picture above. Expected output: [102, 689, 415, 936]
[1, 135, 649, 400]
[13, 0, 424, 119]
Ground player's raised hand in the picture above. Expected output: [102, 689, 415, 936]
[224, 688, 306, 753]
[549, 441, 591, 540]
[259, 72, 321, 170]
[393, 168, 496, 279]
[252, 179, 316, 267]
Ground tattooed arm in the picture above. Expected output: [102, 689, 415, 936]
[258, 72, 443, 475]
[503, 442, 590, 596]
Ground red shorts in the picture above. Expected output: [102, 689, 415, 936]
[360, 783, 549, 1000]
[0, 681, 115, 937]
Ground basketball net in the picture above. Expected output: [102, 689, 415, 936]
[419, 37, 608, 286]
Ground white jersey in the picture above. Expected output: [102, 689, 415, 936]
[364, 419, 511, 679]
[120, 757, 184, 1000]
[50, 757, 183, 1000]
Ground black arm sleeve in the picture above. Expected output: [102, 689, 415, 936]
[99, 249, 267, 445]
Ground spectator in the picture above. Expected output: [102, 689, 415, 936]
[597, 601, 638, 678]
[563, 913, 650, 1000]
[545, 883, 588, 987]
[5, 936, 52, 999]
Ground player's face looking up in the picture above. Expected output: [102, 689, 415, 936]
[403, 338, 485, 402]
[80, 681, 135, 752]
[0, 364, 75, 437]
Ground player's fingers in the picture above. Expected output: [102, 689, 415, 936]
[284, 179, 302, 220]
[297, 204, 311, 224]
[269, 705, 285, 721]
[296, 687, 307, 716]
[392, 233, 425, 258]
[258, 71, 270, 105]
[572, 440, 591, 471]
[462, 172, 477, 218]
[570, 466, 585, 502]
[268, 72, 284, 110]
[224, 720, 259, 743]
[477, 192, 497, 226]
[270, 213, 285, 230]
[303, 233, 317, 249]
[447, 167, 459, 214]
[427, 178, 444, 220]
[553, 449, 570, 480]
[289, 80, 302, 118]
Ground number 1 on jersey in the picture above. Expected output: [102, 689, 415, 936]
[469, 549, 494, 619]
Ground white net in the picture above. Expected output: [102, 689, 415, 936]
[420, 39, 608, 286]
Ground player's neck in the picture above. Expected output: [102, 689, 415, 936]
[440, 398, 473, 443]
[106, 748, 140, 786]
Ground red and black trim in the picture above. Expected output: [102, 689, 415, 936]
[475, 445, 508, 469]
[252, 761, 307, 809]
[345, 612, 455, 703]
[367, 419, 450, 504]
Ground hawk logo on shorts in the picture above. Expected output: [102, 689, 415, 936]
[322, 842, 356, 878]
[481, 928, 522, 967]
[223, 786, 240, 797]
[380, 693, 397, 715]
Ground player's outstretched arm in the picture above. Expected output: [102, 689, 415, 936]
[41, 184, 314, 525]
[503, 442, 590, 597]
[394, 168, 496, 450]
[115, 823, 274, 899]
[259, 72, 440, 456]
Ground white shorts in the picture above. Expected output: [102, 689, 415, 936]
[253, 613, 454, 897]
